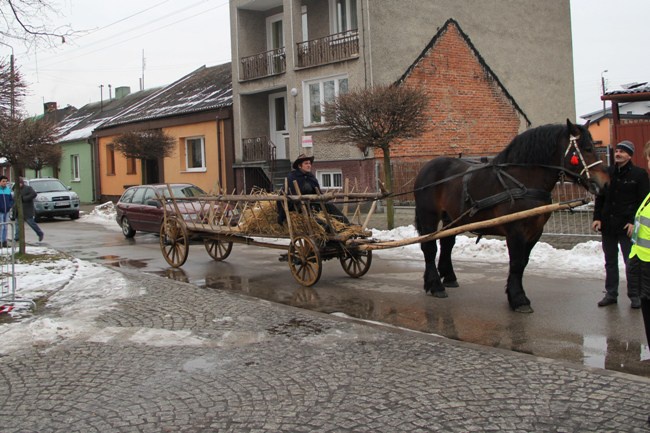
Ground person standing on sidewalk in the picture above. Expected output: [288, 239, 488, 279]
[13, 178, 44, 243]
[0, 175, 14, 248]
[592, 140, 649, 308]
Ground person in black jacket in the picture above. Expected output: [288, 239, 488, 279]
[592, 140, 650, 308]
[277, 154, 349, 226]
[13, 178, 44, 243]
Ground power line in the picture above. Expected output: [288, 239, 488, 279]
[31, 0, 226, 67]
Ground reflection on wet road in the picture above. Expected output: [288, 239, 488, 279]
[45, 218, 650, 378]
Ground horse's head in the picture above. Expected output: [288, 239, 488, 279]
[563, 119, 609, 195]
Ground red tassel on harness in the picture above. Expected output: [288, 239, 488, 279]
[570, 154, 579, 166]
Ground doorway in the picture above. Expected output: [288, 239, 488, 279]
[269, 92, 288, 159]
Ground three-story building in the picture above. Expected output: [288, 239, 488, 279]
[230, 0, 575, 194]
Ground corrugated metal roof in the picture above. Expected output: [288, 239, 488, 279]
[604, 82, 650, 96]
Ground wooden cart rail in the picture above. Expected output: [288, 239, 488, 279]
[161, 187, 385, 240]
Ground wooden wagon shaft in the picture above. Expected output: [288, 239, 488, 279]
[352, 198, 589, 251]
[166, 191, 386, 203]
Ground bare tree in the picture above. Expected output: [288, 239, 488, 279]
[0, 56, 26, 117]
[0, 0, 74, 47]
[322, 84, 429, 229]
[111, 129, 176, 184]
[0, 115, 60, 253]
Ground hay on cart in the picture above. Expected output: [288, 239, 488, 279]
[236, 195, 368, 242]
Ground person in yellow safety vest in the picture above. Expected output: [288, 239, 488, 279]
[627, 139, 650, 426]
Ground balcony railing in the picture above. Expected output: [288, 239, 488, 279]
[242, 136, 276, 163]
[240, 48, 286, 81]
[296, 30, 359, 69]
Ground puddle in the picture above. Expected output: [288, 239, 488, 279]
[99, 255, 149, 269]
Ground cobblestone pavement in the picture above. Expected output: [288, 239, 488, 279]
[1, 268, 650, 432]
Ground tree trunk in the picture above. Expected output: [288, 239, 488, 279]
[13, 168, 25, 255]
[382, 146, 394, 230]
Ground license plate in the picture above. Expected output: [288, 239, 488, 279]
[54, 201, 70, 208]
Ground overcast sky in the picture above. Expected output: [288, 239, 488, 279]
[1, 0, 648, 120]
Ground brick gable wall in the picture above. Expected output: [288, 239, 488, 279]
[381, 22, 524, 162]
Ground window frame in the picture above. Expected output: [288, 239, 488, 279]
[106, 144, 115, 176]
[126, 157, 137, 175]
[184, 136, 206, 172]
[71, 154, 80, 181]
[329, 0, 358, 34]
[303, 75, 349, 126]
[317, 170, 343, 190]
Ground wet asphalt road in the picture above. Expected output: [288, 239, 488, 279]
[34, 212, 650, 379]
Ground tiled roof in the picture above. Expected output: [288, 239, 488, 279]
[98, 62, 232, 129]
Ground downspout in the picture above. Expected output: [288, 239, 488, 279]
[364, 0, 373, 88]
[216, 114, 223, 191]
[88, 136, 99, 203]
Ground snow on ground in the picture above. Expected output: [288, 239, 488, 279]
[0, 203, 616, 354]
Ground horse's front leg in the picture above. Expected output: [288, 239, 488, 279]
[421, 240, 446, 297]
[505, 234, 536, 313]
[438, 234, 458, 287]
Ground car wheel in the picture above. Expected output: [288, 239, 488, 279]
[70, 212, 80, 220]
[121, 217, 136, 238]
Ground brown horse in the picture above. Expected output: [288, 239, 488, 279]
[413, 120, 609, 312]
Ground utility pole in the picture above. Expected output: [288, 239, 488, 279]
[141, 49, 146, 90]
[601, 70, 608, 115]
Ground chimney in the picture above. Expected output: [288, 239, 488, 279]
[43, 102, 57, 113]
[114, 86, 131, 100]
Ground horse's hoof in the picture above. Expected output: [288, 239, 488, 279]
[443, 280, 459, 288]
[514, 305, 534, 313]
[432, 290, 448, 298]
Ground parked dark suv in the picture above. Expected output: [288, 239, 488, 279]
[115, 183, 207, 238]
[26, 178, 81, 221]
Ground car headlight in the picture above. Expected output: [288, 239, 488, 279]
[35, 196, 49, 202]
[70, 192, 79, 201]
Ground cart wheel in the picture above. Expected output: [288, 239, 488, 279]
[340, 248, 373, 278]
[160, 216, 189, 267]
[204, 239, 233, 261]
[288, 236, 322, 287]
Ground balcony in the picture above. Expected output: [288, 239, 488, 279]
[296, 30, 359, 69]
[240, 48, 286, 82]
[242, 136, 276, 162]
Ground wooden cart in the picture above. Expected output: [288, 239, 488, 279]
[158, 184, 587, 287]
[158, 184, 386, 287]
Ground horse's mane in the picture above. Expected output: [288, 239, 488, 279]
[492, 123, 579, 165]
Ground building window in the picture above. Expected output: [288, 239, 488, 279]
[71, 154, 80, 181]
[126, 157, 137, 175]
[106, 145, 115, 175]
[305, 75, 349, 125]
[330, 0, 357, 33]
[318, 170, 343, 190]
[185, 137, 206, 171]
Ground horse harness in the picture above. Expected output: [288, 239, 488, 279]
[462, 167, 551, 217]
[461, 134, 602, 217]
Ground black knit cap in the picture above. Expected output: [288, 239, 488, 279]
[616, 140, 635, 156]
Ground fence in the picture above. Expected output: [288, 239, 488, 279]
[0, 222, 17, 306]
